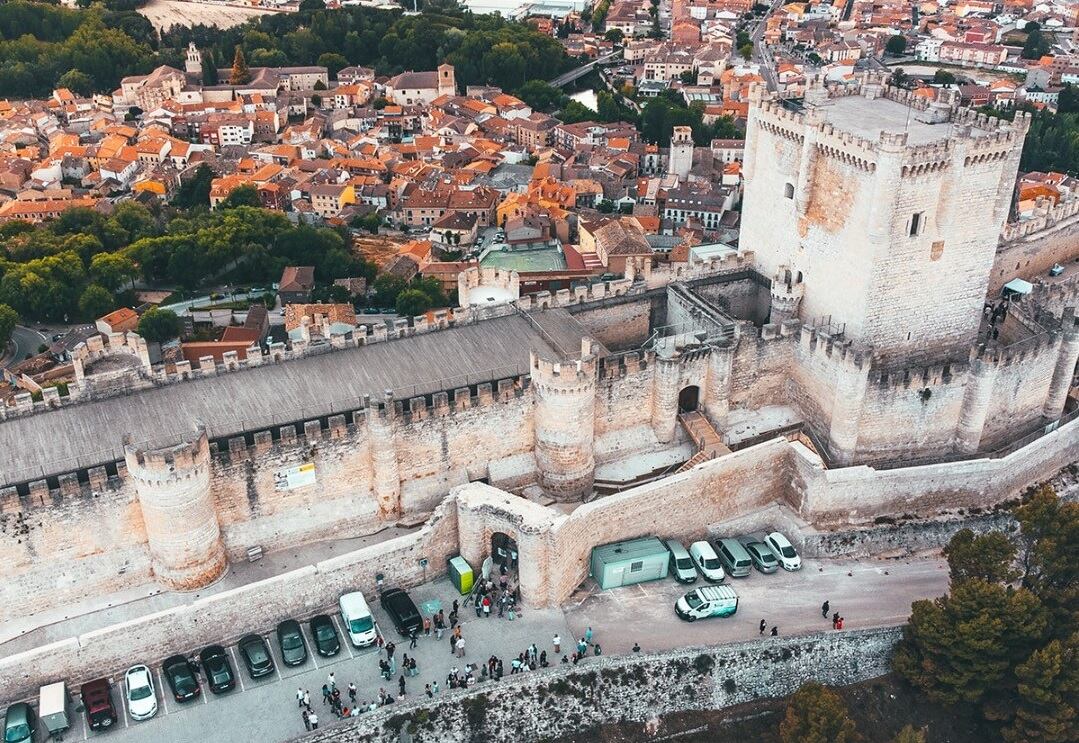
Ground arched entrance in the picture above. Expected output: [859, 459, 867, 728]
[678, 385, 700, 413]
[491, 532, 518, 570]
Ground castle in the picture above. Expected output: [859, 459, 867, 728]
[1, 73, 1076, 626]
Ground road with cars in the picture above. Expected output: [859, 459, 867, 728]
[22, 549, 949, 743]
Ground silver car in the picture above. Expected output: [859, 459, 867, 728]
[744, 541, 779, 574]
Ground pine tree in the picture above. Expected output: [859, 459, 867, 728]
[778, 683, 859, 743]
[230, 46, 250, 86]
[201, 49, 218, 86]
[1003, 635, 1079, 743]
[891, 726, 925, 743]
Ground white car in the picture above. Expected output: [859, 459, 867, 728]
[124, 664, 158, 720]
[765, 532, 802, 571]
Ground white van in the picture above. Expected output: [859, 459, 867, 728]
[688, 541, 725, 582]
[339, 592, 377, 647]
[675, 585, 739, 621]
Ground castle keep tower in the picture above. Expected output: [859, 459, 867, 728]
[531, 339, 598, 501]
[741, 74, 1029, 364]
[669, 125, 694, 181]
[124, 430, 226, 591]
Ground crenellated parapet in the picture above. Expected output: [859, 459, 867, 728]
[596, 349, 654, 382]
[1001, 193, 1079, 241]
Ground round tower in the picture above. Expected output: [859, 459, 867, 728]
[651, 351, 683, 444]
[769, 265, 804, 324]
[125, 430, 226, 591]
[531, 342, 597, 501]
[826, 347, 871, 466]
[957, 349, 1000, 454]
[1044, 308, 1079, 420]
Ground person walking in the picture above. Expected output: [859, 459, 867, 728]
[770, 626, 778, 636]
[409, 629, 418, 649]
[409, 657, 418, 677]
[456, 636, 466, 658]
[511, 656, 521, 674]
[837, 617, 844, 630]
[821, 600, 830, 618]
[386, 641, 396, 674]
[432, 680, 440, 695]
[832, 613, 839, 630]
[302, 689, 311, 709]
[552, 633, 561, 654]
[435, 613, 445, 639]
[296, 687, 305, 707]
[584, 626, 593, 645]
[309, 712, 319, 730]
[423, 616, 432, 637]
[398, 675, 406, 697]
[452, 599, 459, 615]
[348, 682, 357, 703]
[482, 595, 491, 618]
[302, 709, 311, 732]
[321, 684, 331, 705]
[425, 683, 432, 698]
[760, 619, 767, 635]
[327, 671, 336, 690]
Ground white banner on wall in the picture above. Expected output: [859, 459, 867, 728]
[274, 462, 316, 491]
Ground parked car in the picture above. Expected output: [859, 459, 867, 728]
[380, 588, 423, 637]
[744, 541, 779, 574]
[80, 678, 117, 731]
[674, 585, 739, 621]
[276, 619, 308, 666]
[199, 645, 236, 694]
[340, 592, 377, 647]
[3, 702, 36, 743]
[162, 655, 200, 703]
[238, 634, 275, 679]
[123, 665, 158, 720]
[765, 532, 802, 571]
[715, 538, 753, 578]
[665, 539, 697, 583]
[310, 614, 341, 657]
[688, 540, 725, 582]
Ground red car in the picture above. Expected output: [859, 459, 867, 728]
[81, 678, 118, 731]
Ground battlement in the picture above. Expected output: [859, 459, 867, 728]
[457, 267, 521, 308]
[799, 322, 872, 372]
[596, 349, 654, 381]
[869, 361, 962, 391]
[124, 429, 209, 478]
[640, 249, 756, 289]
[518, 277, 635, 311]
[971, 329, 1061, 368]
[72, 331, 151, 384]
[529, 344, 599, 384]
[1001, 193, 1079, 242]
[749, 319, 802, 342]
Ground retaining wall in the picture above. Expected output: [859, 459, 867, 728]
[298, 626, 903, 742]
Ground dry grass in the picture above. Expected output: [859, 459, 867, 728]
[138, 0, 279, 31]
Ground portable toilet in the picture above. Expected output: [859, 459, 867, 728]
[590, 537, 670, 590]
[447, 556, 474, 595]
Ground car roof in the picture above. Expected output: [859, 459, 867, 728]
[5, 702, 30, 722]
[311, 613, 332, 624]
[239, 634, 264, 645]
[278, 618, 300, 630]
[768, 531, 792, 546]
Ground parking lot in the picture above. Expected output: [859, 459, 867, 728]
[13, 547, 947, 743]
[48, 579, 573, 743]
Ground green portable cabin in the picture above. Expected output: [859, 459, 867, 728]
[590, 537, 670, 590]
[447, 556, 474, 595]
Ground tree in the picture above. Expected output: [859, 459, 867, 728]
[372, 274, 407, 307]
[893, 578, 1048, 720]
[201, 49, 218, 86]
[219, 185, 261, 210]
[137, 307, 182, 342]
[230, 46, 251, 86]
[516, 80, 563, 111]
[317, 52, 348, 79]
[739, 42, 754, 60]
[943, 528, 1018, 585]
[395, 288, 432, 316]
[77, 284, 114, 320]
[172, 164, 214, 210]
[1003, 634, 1079, 743]
[1058, 85, 1079, 114]
[892, 726, 926, 743]
[1022, 26, 1049, 60]
[559, 99, 595, 124]
[778, 682, 859, 743]
[604, 28, 623, 43]
[0, 304, 18, 349]
[885, 35, 907, 56]
[1014, 486, 1079, 633]
[890, 68, 909, 89]
[56, 69, 93, 96]
[933, 69, 957, 86]
[90, 252, 137, 292]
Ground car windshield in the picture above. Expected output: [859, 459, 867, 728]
[760, 551, 776, 563]
[676, 557, 693, 570]
[685, 594, 703, 610]
[781, 546, 797, 558]
[173, 674, 196, 694]
[704, 557, 721, 569]
[282, 634, 303, 650]
[248, 646, 267, 663]
[349, 616, 374, 634]
[129, 684, 152, 701]
[5, 724, 30, 742]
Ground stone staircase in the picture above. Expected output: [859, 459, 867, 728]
[676, 411, 731, 473]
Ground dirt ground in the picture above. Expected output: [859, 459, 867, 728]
[353, 233, 410, 269]
[557, 674, 990, 743]
[138, 0, 279, 31]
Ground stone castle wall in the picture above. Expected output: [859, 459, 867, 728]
[297, 627, 903, 743]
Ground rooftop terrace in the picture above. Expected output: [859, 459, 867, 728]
[817, 95, 984, 146]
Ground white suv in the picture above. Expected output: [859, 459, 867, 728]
[765, 532, 802, 571]
[124, 664, 158, 721]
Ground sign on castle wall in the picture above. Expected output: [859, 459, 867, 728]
[274, 462, 316, 491]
